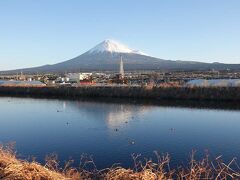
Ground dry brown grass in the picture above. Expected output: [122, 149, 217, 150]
[0, 143, 70, 180]
[1, 144, 240, 180]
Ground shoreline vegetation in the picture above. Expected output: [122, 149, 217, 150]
[0, 86, 240, 102]
[1, 144, 240, 179]
[1, 87, 240, 179]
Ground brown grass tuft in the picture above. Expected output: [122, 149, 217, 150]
[1, 144, 240, 179]
[0, 143, 68, 180]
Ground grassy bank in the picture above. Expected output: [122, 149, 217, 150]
[0, 86, 240, 101]
[1, 144, 240, 179]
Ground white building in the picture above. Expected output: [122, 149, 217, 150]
[186, 79, 240, 87]
[66, 73, 92, 82]
[79, 73, 92, 81]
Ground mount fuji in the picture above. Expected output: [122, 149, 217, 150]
[2, 39, 240, 74]
[87, 39, 147, 55]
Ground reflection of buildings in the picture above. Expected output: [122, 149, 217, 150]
[106, 104, 148, 129]
[62, 101, 151, 130]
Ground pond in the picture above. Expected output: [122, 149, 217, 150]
[0, 97, 240, 169]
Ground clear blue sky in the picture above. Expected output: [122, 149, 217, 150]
[0, 0, 240, 70]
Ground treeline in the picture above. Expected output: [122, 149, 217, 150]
[0, 86, 240, 101]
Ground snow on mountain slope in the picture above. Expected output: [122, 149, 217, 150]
[2, 39, 240, 74]
[87, 39, 147, 55]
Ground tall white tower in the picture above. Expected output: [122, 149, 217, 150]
[119, 56, 124, 78]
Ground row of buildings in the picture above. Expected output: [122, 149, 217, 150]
[1, 57, 240, 87]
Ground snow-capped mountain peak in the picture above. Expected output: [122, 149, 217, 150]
[87, 39, 147, 55]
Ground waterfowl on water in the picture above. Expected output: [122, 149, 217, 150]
[129, 140, 135, 145]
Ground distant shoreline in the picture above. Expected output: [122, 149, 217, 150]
[0, 85, 240, 104]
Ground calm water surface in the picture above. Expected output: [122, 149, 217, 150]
[0, 97, 240, 168]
